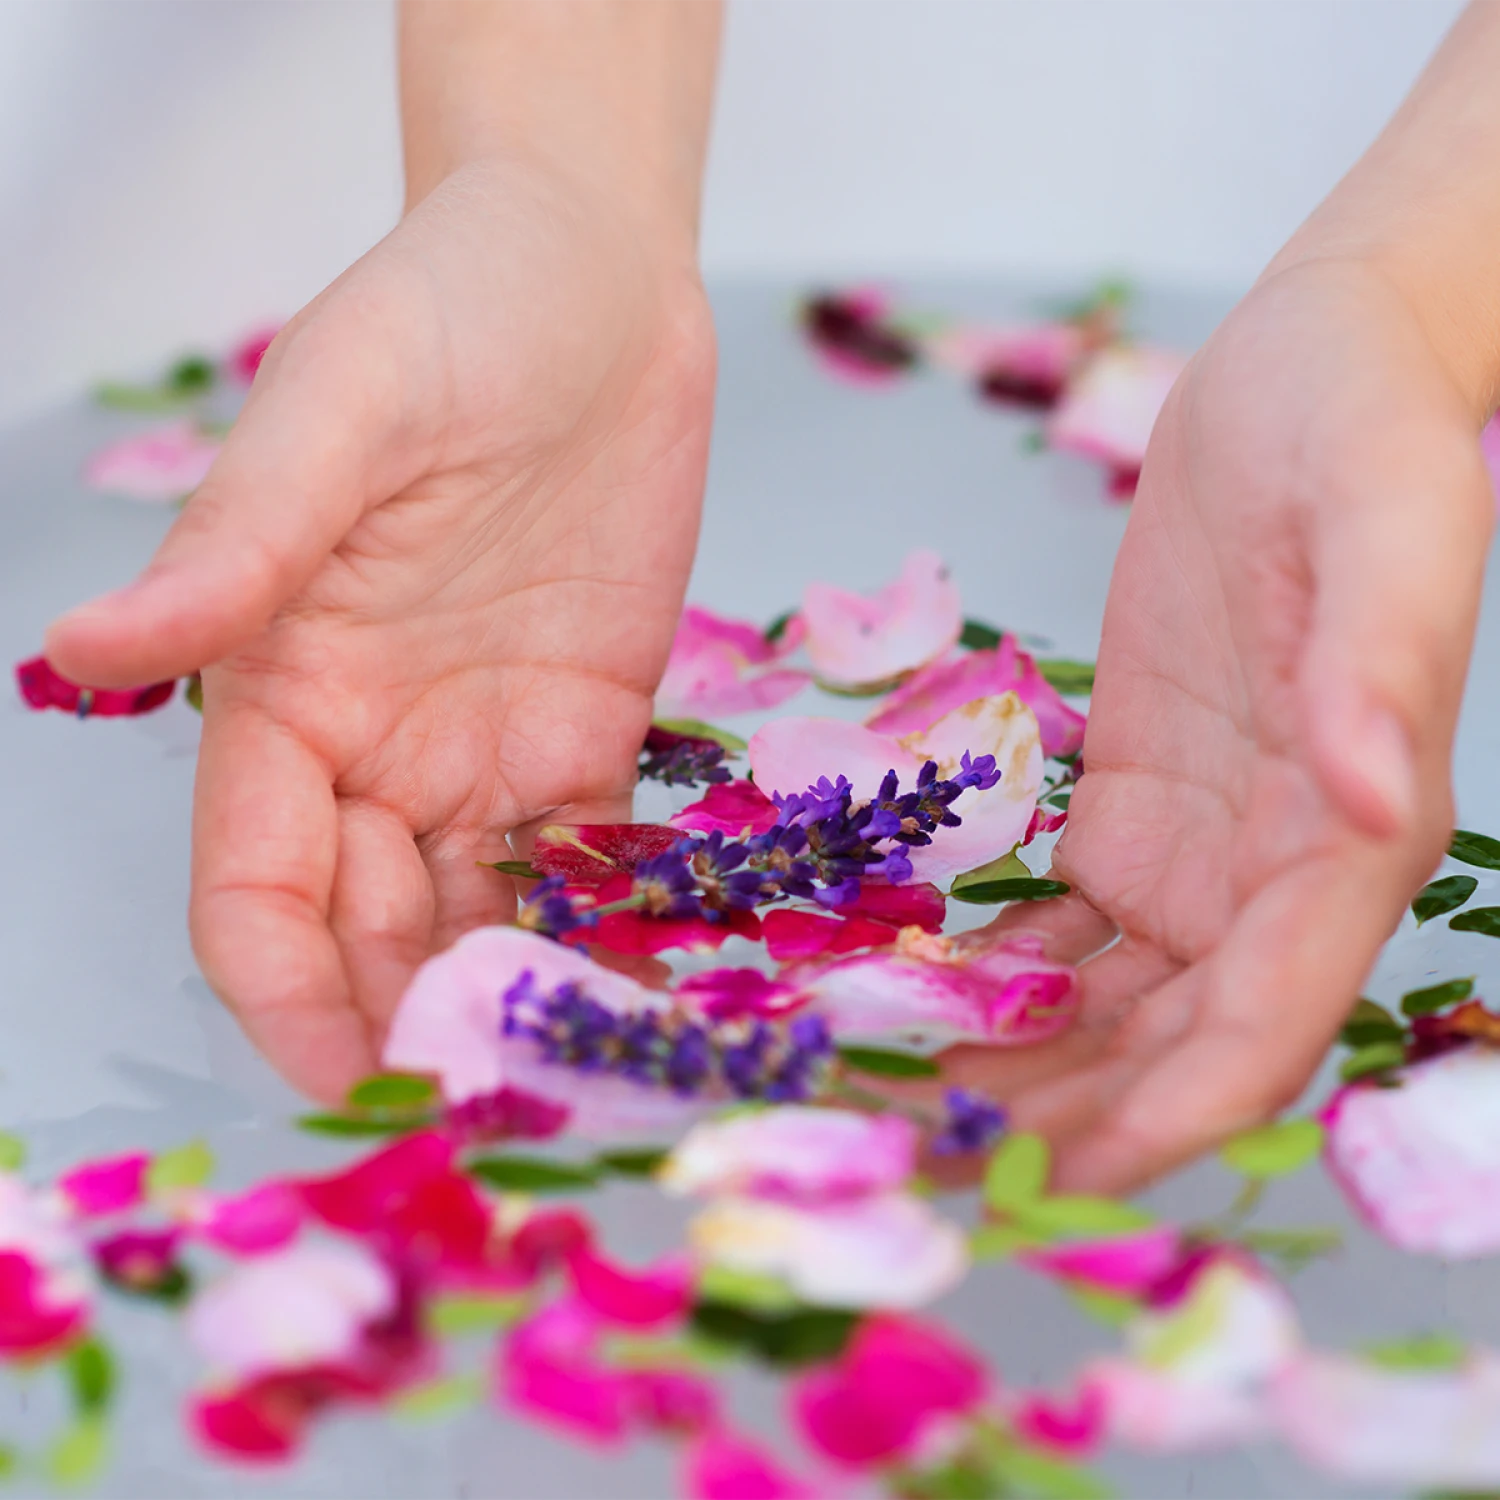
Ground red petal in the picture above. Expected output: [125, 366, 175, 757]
[567, 1249, 692, 1330]
[533, 824, 685, 886]
[762, 909, 902, 962]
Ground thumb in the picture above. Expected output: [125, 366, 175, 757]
[45, 318, 410, 686]
[1301, 418, 1492, 843]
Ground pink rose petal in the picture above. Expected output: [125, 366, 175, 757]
[670, 780, 780, 837]
[84, 420, 221, 502]
[1047, 345, 1185, 483]
[59, 1154, 149, 1217]
[683, 1427, 820, 1500]
[656, 607, 810, 720]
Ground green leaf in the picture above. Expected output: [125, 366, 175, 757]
[596, 1147, 669, 1180]
[696, 1265, 799, 1315]
[1413, 875, 1478, 926]
[93, 381, 195, 413]
[960, 618, 1004, 651]
[0, 1445, 16, 1479]
[837, 1045, 940, 1079]
[1011, 1195, 1155, 1240]
[1340, 1041, 1406, 1083]
[952, 848, 1031, 892]
[183, 673, 204, 713]
[993, 1447, 1113, 1500]
[1339, 997, 1404, 1049]
[969, 1223, 1052, 1259]
[165, 355, 216, 396]
[1042, 789, 1073, 810]
[296, 1113, 427, 1138]
[0, 1133, 26, 1173]
[1218, 1118, 1324, 1179]
[1363, 1331, 1467, 1372]
[652, 718, 748, 753]
[950, 878, 1070, 906]
[64, 1338, 115, 1415]
[426, 1293, 528, 1338]
[482, 859, 542, 879]
[146, 1140, 215, 1196]
[894, 1460, 1002, 1500]
[983, 1132, 1050, 1211]
[392, 1371, 484, 1421]
[466, 1156, 600, 1193]
[1065, 1286, 1139, 1327]
[1451, 907, 1500, 938]
[764, 611, 797, 645]
[1401, 978, 1475, 1018]
[346, 1073, 438, 1113]
[1449, 829, 1500, 869]
[1236, 1225, 1343, 1270]
[688, 1301, 858, 1368]
[47, 1416, 107, 1487]
[1035, 660, 1096, 696]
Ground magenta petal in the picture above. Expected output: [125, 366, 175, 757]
[198, 1183, 305, 1256]
[1013, 1385, 1107, 1456]
[683, 1428, 819, 1500]
[567, 1250, 693, 1330]
[501, 1299, 629, 1446]
[676, 968, 808, 1020]
[670, 780, 780, 837]
[16, 656, 177, 718]
[656, 606, 810, 719]
[225, 324, 282, 384]
[1020, 1225, 1183, 1296]
[59, 1153, 150, 1217]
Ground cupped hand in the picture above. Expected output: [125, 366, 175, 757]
[947, 259, 1494, 1191]
[45, 154, 715, 1100]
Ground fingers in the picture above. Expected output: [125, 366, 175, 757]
[191, 690, 375, 1102]
[1301, 414, 1492, 842]
[46, 312, 413, 688]
[1042, 846, 1403, 1193]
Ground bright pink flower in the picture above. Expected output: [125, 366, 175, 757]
[84, 419, 221, 501]
[506, 1208, 594, 1283]
[15, 656, 176, 718]
[762, 908, 903, 962]
[567, 1249, 693, 1329]
[186, 1240, 397, 1381]
[791, 1315, 987, 1467]
[1270, 1350, 1500, 1486]
[1012, 1385, 1107, 1455]
[1323, 1047, 1500, 1257]
[676, 968, 809, 1020]
[801, 550, 962, 690]
[1047, 345, 1186, 498]
[0, 1251, 88, 1356]
[867, 638, 1087, 760]
[193, 1182, 304, 1256]
[750, 695, 1044, 885]
[532, 823, 684, 886]
[656, 607, 809, 720]
[927, 321, 1088, 409]
[683, 1428, 820, 1500]
[1024, 805, 1069, 845]
[791, 929, 1077, 1047]
[225, 323, 281, 384]
[297, 1132, 455, 1235]
[671, 780, 780, 837]
[663, 1107, 917, 1204]
[1020, 1224, 1184, 1296]
[620, 1368, 719, 1434]
[58, 1153, 149, 1217]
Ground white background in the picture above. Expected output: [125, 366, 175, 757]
[0, 0, 1465, 424]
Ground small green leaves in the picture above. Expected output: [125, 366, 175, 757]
[689, 1300, 858, 1368]
[983, 1132, 1050, 1211]
[837, 1045, 940, 1079]
[347, 1073, 438, 1113]
[1340, 998, 1404, 1048]
[1400, 978, 1474, 1018]
[184, 674, 204, 713]
[297, 1114, 423, 1138]
[47, 1417, 107, 1487]
[0, 1133, 26, 1173]
[466, 1156, 601, 1193]
[952, 848, 1031, 891]
[696, 1265, 799, 1315]
[1065, 1286, 1139, 1327]
[392, 1371, 485, 1420]
[1011, 1195, 1154, 1239]
[1450, 907, 1500, 938]
[959, 618, 1004, 650]
[1362, 1331, 1466, 1372]
[950, 878, 1070, 906]
[1340, 1041, 1406, 1084]
[1036, 660, 1096, 696]
[1219, 1119, 1323, 1179]
[425, 1293, 528, 1338]
[595, 1147, 669, 1180]
[146, 1140, 215, 1196]
[1448, 829, 1500, 869]
[652, 718, 748, 752]
[764, 611, 797, 645]
[65, 1338, 115, 1415]
[482, 859, 542, 879]
[1413, 876, 1477, 926]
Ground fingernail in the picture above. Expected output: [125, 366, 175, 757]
[1355, 707, 1417, 834]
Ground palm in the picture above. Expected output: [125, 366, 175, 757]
[951, 265, 1489, 1188]
[188, 161, 714, 1099]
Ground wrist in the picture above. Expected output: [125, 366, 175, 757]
[399, 0, 721, 252]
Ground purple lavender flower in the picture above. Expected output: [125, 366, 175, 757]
[633, 845, 707, 920]
[639, 727, 733, 788]
[516, 876, 596, 941]
[931, 1088, 1009, 1155]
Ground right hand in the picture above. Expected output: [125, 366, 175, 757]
[45, 151, 716, 1101]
